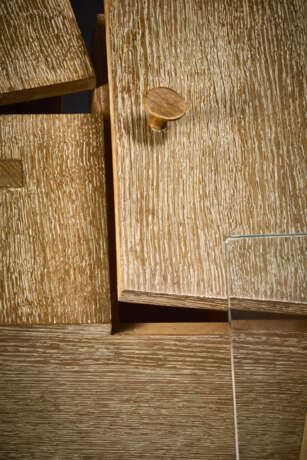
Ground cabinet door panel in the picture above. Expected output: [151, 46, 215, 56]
[0, 115, 111, 325]
[0, 0, 95, 105]
[106, 0, 306, 309]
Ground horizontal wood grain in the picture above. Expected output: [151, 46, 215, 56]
[0, 115, 111, 325]
[232, 327, 307, 459]
[115, 321, 229, 336]
[0, 160, 23, 188]
[228, 235, 307, 314]
[0, 325, 235, 459]
[300, 415, 307, 460]
[105, 0, 307, 309]
[0, 0, 95, 105]
[232, 319, 307, 333]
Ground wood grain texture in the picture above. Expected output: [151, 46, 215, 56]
[228, 235, 307, 314]
[91, 14, 110, 117]
[0, 325, 235, 459]
[0, 160, 23, 188]
[0, 0, 95, 105]
[232, 326, 307, 459]
[300, 415, 307, 460]
[115, 321, 229, 336]
[105, 0, 307, 309]
[144, 87, 189, 130]
[0, 115, 111, 325]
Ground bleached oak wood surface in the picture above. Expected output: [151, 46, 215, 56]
[0, 115, 111, 325]
[227, 235, 307, 314]
[0, 0, 95, 105]
[0, 325, 235, 459]
[105, 0, 307, 309]
[232, 323, 307, 459]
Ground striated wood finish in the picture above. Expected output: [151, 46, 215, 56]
[0, 115, 111, 325]
[91, 14, 110, 117]
[300, 415, 307, 460]
[0, 0, 95, 105]
[232, 322, 307, 459]
[0, 325, 235, 459]
[0, 160, 23, 188]
[105, 0, 307, 309]
[227, 235, 307, 314]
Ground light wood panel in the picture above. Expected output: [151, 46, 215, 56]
[0, 115, 111, 325]
[227, 235, 307, 314]
[105, 0, 307, 309]
[0, 325, 235, 459]
[0, 0, 95, 105]
[232, 324, 307, 459]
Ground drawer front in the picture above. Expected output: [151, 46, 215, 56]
[0, 114, 111, 325]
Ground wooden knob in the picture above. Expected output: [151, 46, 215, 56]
[144, 87, 189, 131]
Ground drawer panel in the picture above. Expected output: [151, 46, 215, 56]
[0, 114, 111, 325]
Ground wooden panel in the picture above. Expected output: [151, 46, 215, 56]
[232, 323, 307, 459]
[0, 160, 23, 188]
[0, 0, 95, 105]
[0, 115, 111, 325]
[228, 235, 307, 314]
[91, 14, 110, 117]
[0, 325, 235, 459]
[105, 0, 307, 309]
[300, 415, 307, 460]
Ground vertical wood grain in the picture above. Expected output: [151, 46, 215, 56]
[227, 235, 307, 314]
[0, 325, 235, 459]
[0, 115, 111, 325]
[105, 0, 307, 309]
[0, 0, 95, 105]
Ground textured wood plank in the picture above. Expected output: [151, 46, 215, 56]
[0, 115, 111, 325]
[0, 160, 23, 188]
[0, 325, 235, 459]
[0, 0, 95, 105]
[105, 0, 307, 309]
[300, 415, 307, 460]
[232, 324, 307, 459]
[91, 14, 110, 117]
[116, 321, 229, 336]
[227, 235, 307, 314]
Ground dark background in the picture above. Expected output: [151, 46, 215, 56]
[62, 0, 103, 113]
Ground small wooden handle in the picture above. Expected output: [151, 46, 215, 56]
[144, 87, 189, 131]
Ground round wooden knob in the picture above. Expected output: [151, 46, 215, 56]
[144, 87, 189, 131]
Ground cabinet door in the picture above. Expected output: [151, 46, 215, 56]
[228, 235, 307, 459]
[105, 0, 306, 310]
[0, 114, 111, 325]
[0, 0, 95, 105]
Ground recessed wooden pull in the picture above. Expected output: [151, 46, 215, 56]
[144, 87, 189, 131]
[0, 159, 23, 188]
